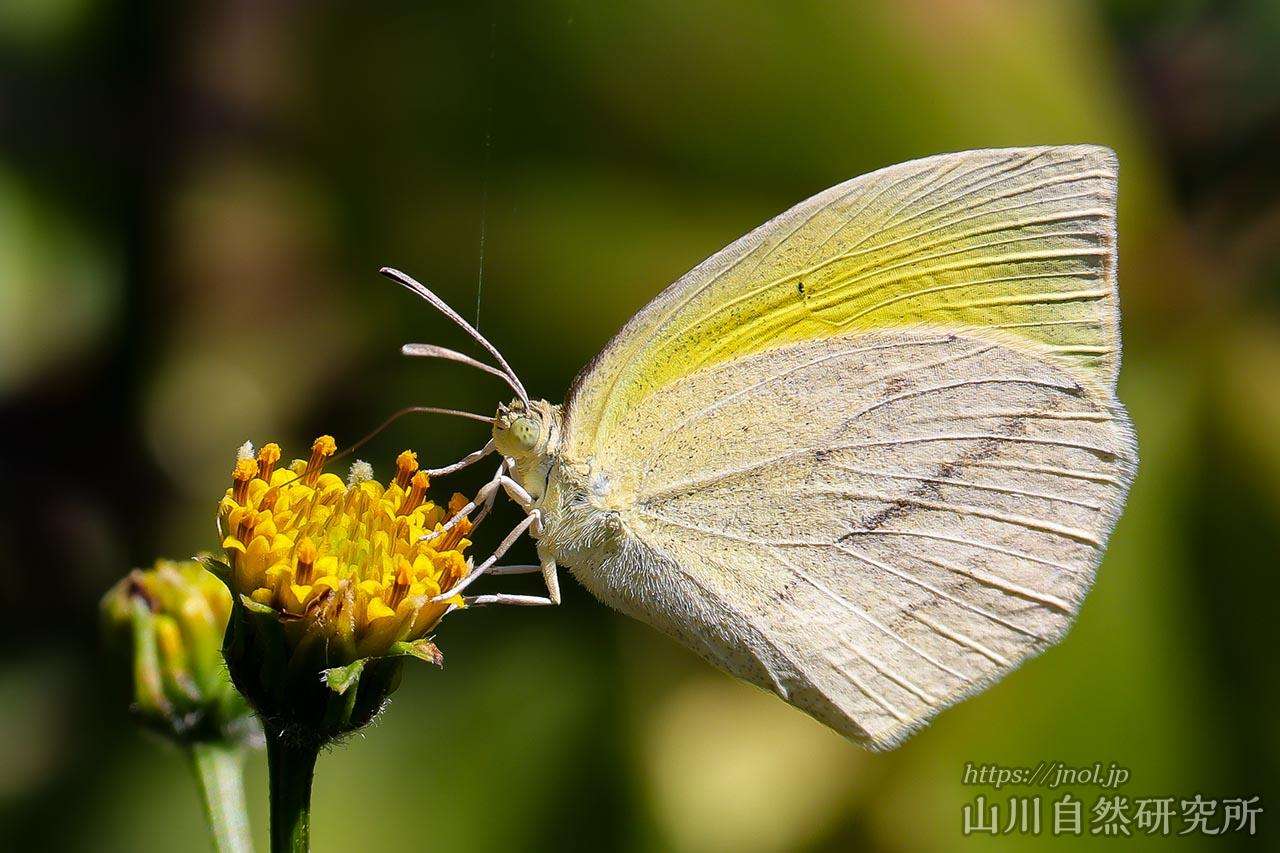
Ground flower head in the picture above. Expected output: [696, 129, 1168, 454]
[101, 558, 258, 744]
[214, 436, 475, 742]
[219, 436, 472, 659]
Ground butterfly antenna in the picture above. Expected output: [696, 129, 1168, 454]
[380, 267, 530, 404]
[400, 343, 527, 402]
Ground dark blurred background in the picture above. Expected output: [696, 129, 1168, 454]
[1, 1, 1277, 850]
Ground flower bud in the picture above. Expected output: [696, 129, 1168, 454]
[101, 558, 258, 745]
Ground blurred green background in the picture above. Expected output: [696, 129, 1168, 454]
[1, 0, 1277, 850]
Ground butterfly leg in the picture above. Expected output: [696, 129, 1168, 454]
[466, 558, 560, 607]
[429, 460, 509, 540]
[431, 511, 536, 602]
[433, 456, 534, 539]
[433, 459, 559, 606]
[541, 558, 560, 604]
[425, 439, 495, 476]
[464, 592, 556, 607]
[496, 474, 535, 511]
[486, 564, 541, 576]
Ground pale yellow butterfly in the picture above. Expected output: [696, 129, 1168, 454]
[387, 145, 1136, 750]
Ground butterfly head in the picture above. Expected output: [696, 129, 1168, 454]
[493, 398, 561, 460]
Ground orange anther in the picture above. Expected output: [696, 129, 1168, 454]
[296, 538, 318, 584]
[303, 435, 337, 486]
[257, 443, 282, 480]
[388, 559, 413, 608]
[232, 458, 258, 503]
[394, 450, 419, 489]
[398, 471, 430, 516]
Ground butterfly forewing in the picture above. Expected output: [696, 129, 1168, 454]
[566, 145, 1120, 459]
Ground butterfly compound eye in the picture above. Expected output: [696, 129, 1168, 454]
[494, 410, 541, 456]
[511, 416, 540, 451]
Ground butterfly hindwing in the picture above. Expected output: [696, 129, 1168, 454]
[602, 329, 1134, 748]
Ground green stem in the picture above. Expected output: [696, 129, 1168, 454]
[188, 741, 254, 853]
[266, 732, 320, 853]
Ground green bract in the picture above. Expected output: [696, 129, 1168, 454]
[215, 576, 443, 748]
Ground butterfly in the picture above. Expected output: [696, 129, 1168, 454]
[386, 145, 1136, 750]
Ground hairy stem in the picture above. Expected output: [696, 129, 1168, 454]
[266, 732, 320, 853]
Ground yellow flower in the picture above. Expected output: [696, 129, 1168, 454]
[218, 437, 473, 663]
